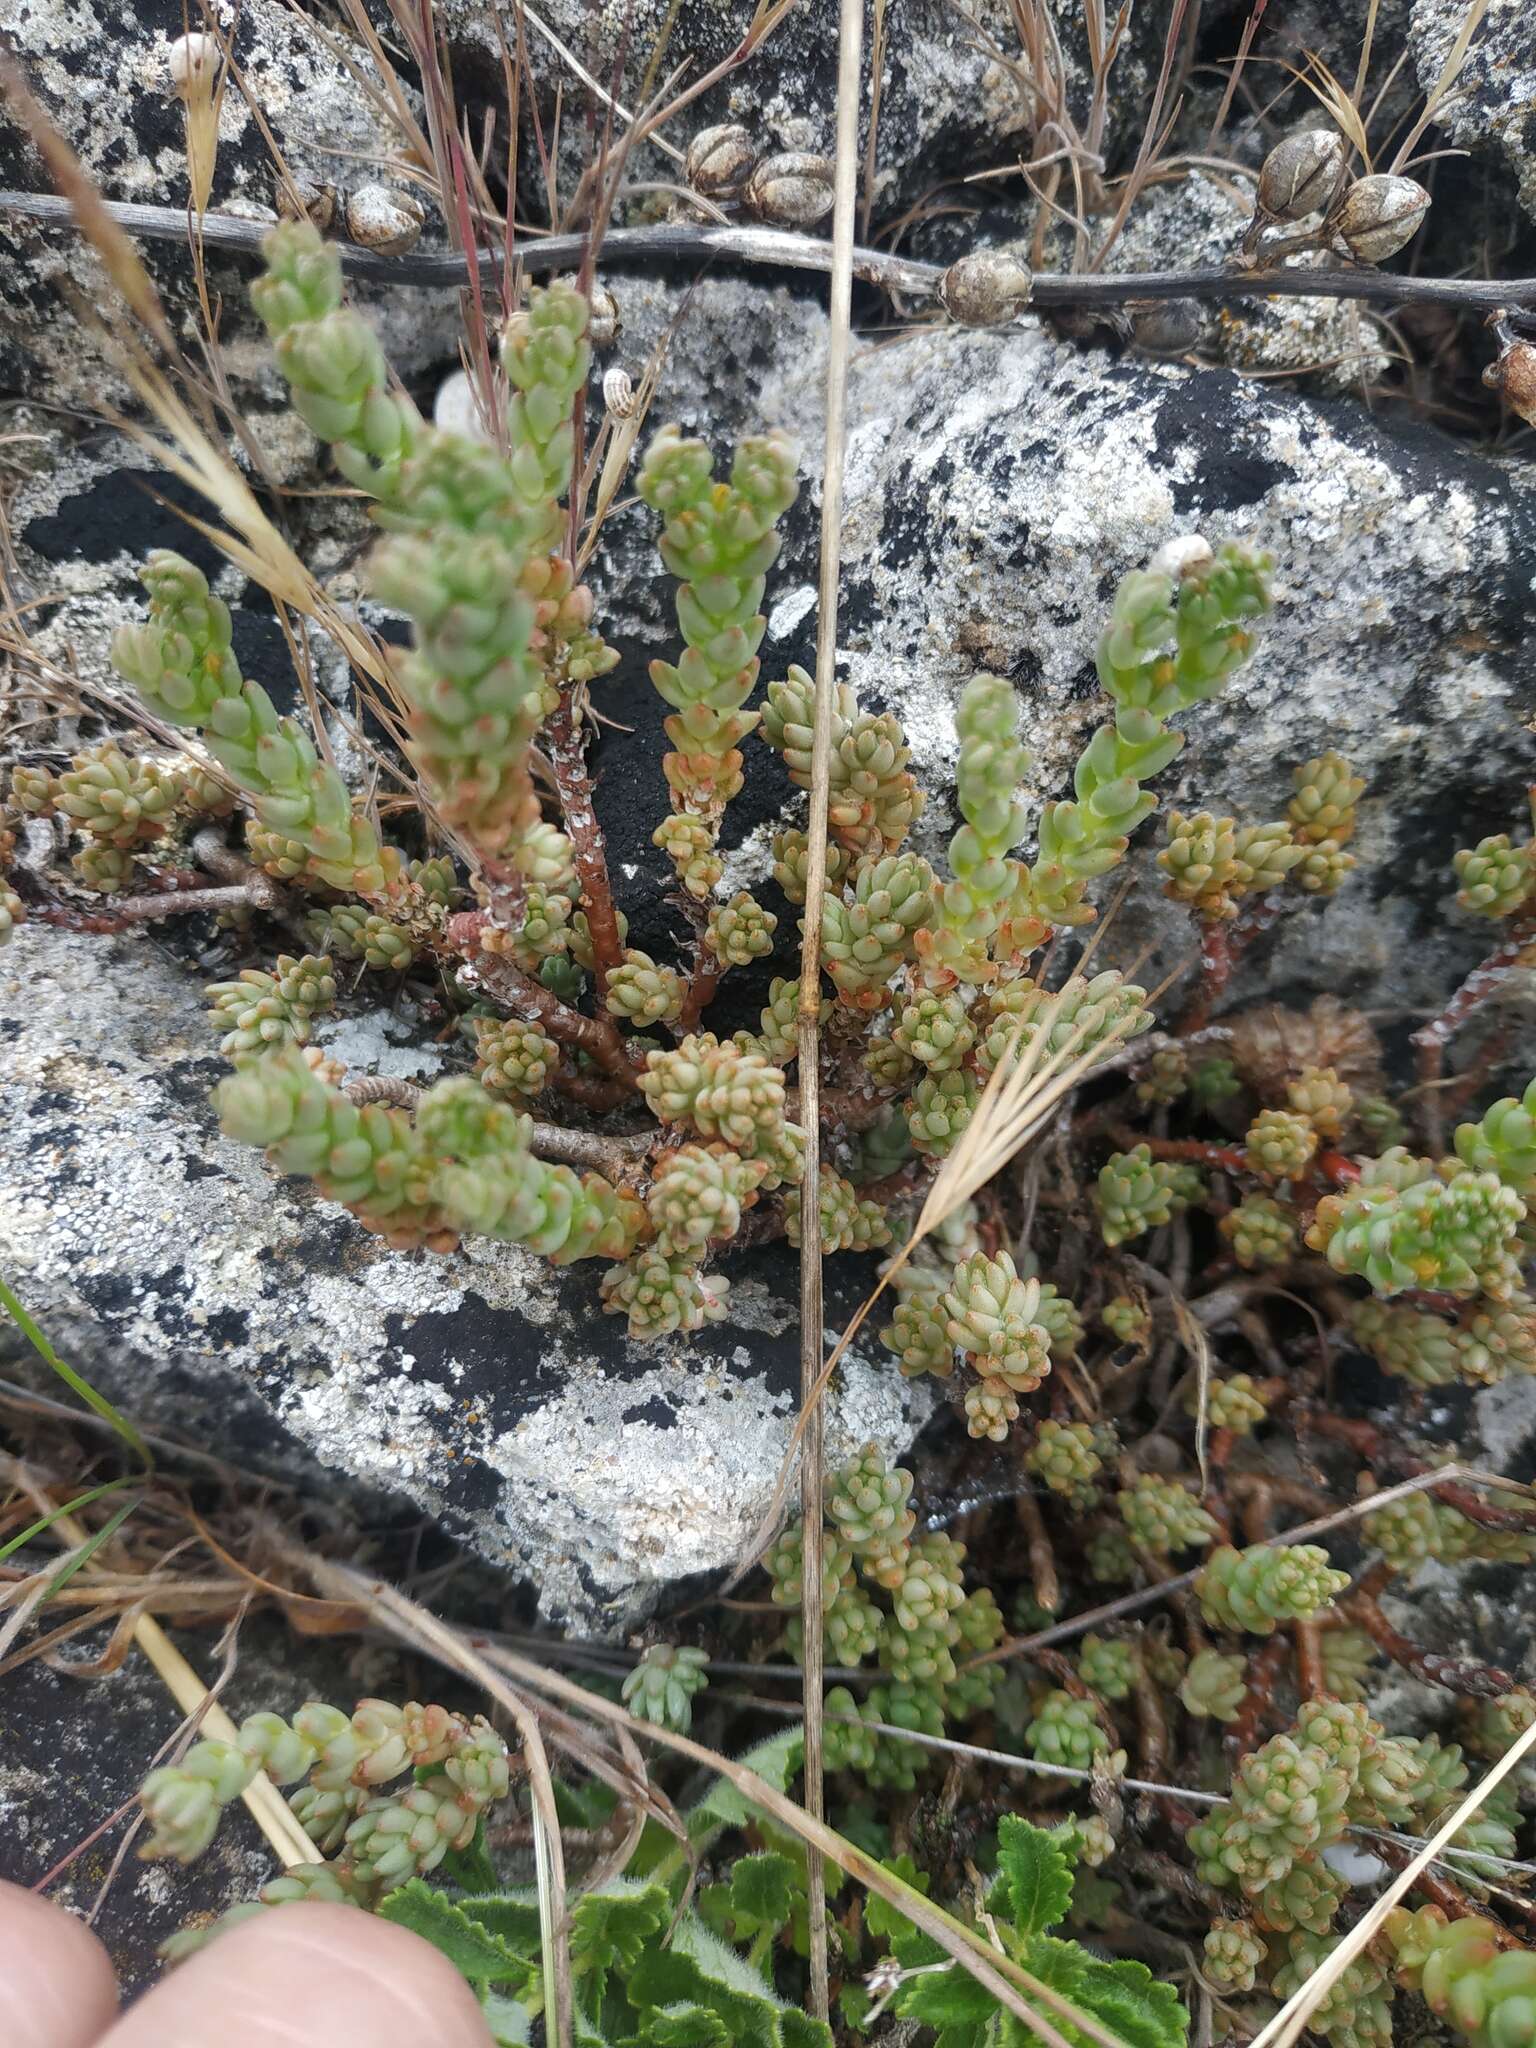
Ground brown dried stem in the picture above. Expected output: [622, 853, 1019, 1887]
[1346, 1591, 1516, 1700]
[1410, 908, 1536, 1150]
[545, 701, 625, 1003]
[16, 193, 1536, 314]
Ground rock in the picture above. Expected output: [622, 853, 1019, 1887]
[1411, 0, 1536, 223]
[435, 0, 1160, 216]
[0, 1617, 368, 1996]
[0, 925, 933, 1632]
[808, 316, 1535, 1016]
[1096, 171, 1391, 393]
[0, 0, 462, 407]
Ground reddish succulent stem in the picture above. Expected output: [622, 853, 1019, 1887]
[546, 701, 625, 1003]
[1370, 1833, 1517, 1933]
[1176, 895, 1289, 1035]
[1301, 1409, 1536, 1532]
[1226, 1635, 1291, 1758]
[450, 912, 639, 1087]
[1015, 1491, 1061, 1619]
[1133, 1133, 1249, 1174]
[1347, 1592, 1517, 1698]
[1411, 908, 1536, 1151]
[1294, 1618, 1326, 1700]
[677, 951, 722, 1035]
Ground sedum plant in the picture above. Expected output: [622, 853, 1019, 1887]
[7, 212, 1354, 1387]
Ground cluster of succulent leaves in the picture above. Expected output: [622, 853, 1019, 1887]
[0, 215, 1319, 1355]
[6, 219, 1530, 1453]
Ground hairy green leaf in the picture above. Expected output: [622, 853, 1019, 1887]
[994, 1815, 1074, 1939]
[377, 1880, 534, 1986]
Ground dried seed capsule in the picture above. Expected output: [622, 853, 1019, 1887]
[1334, 174, 1429, 264]
[344, 183, 425, 256]
[744, 151, 835, 227]
[1484, 338, 1536, 427]
[938, 250, 1033, 327]
[685, 122, 756, 200]
[277, 175, 337, 234]
[1129, 297, 1201, 355]
[1256, 127, 1349, 222]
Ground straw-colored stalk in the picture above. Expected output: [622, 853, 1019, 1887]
[167, 31, 225, 218]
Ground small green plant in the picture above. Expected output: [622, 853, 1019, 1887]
[874, 1815, 1186, 2045]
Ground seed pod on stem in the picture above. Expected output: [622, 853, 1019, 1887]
[685, 123, 756, 201]
[1256, 128, 1349, 224]
[938, 250, 1033, 327]
[1334, 174, 1429, 264]
[744, 151, 835, 227]
[344, 183, 425, 256]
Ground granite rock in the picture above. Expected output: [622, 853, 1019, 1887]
[0, 925, 932, 1632]
[1411, 0, 1536, 223]
[0, 0, 462, 407]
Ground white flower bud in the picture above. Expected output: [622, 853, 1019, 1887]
[744, 152, 835, 227]
[167, 31, 220, 97]
[685, 123, 756, 200]
[1148, 535, 1214, 581]
[938, 249, 1033, 326]
[1256, 128, 1349, 223]
[344, 183, 425, 256]
[1334, 174, 1429, 264]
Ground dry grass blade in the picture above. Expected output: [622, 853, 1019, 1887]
[3, 1466, 319, 1868]
[1388, 0, 1492, 171]
[0, 58, 180, 361]
[1296, 52, 1373, 166]
[1170, 1290, 1213, 1490]
[792, 0, 868, 2019]
[1250, 1711, 1536, 2047]
[729, 927, 1151, 1589]
[302, 1557, 1138, 2046]
[965, 1461, 1488, 1671]
[299, 1568, 576, 2048]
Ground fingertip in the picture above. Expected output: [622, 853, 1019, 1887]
[0, 1879, 120, 2048]
[103, 1901, 494, 2048]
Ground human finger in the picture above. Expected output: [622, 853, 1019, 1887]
[0, 1879, 120, 2048]
[98, 1902, 493, 2048]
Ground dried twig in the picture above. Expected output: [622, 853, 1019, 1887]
[7, 192, 1536, 310]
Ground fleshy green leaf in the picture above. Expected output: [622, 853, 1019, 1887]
[994, 1816, 1073, 1939]
[690, 1726, 805, 1837]
[453, 1889, 543, 1957]
[376, 1881, 534, 1985]
[1022, 1934, 1188, 2048]
[437, 1817, 499, 1894]
[838, 1981, 874, 2031]
[778, 2009, 835, 2048]
[627, 1916, 784, 2048]
[727, 1852, 798, 1934]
